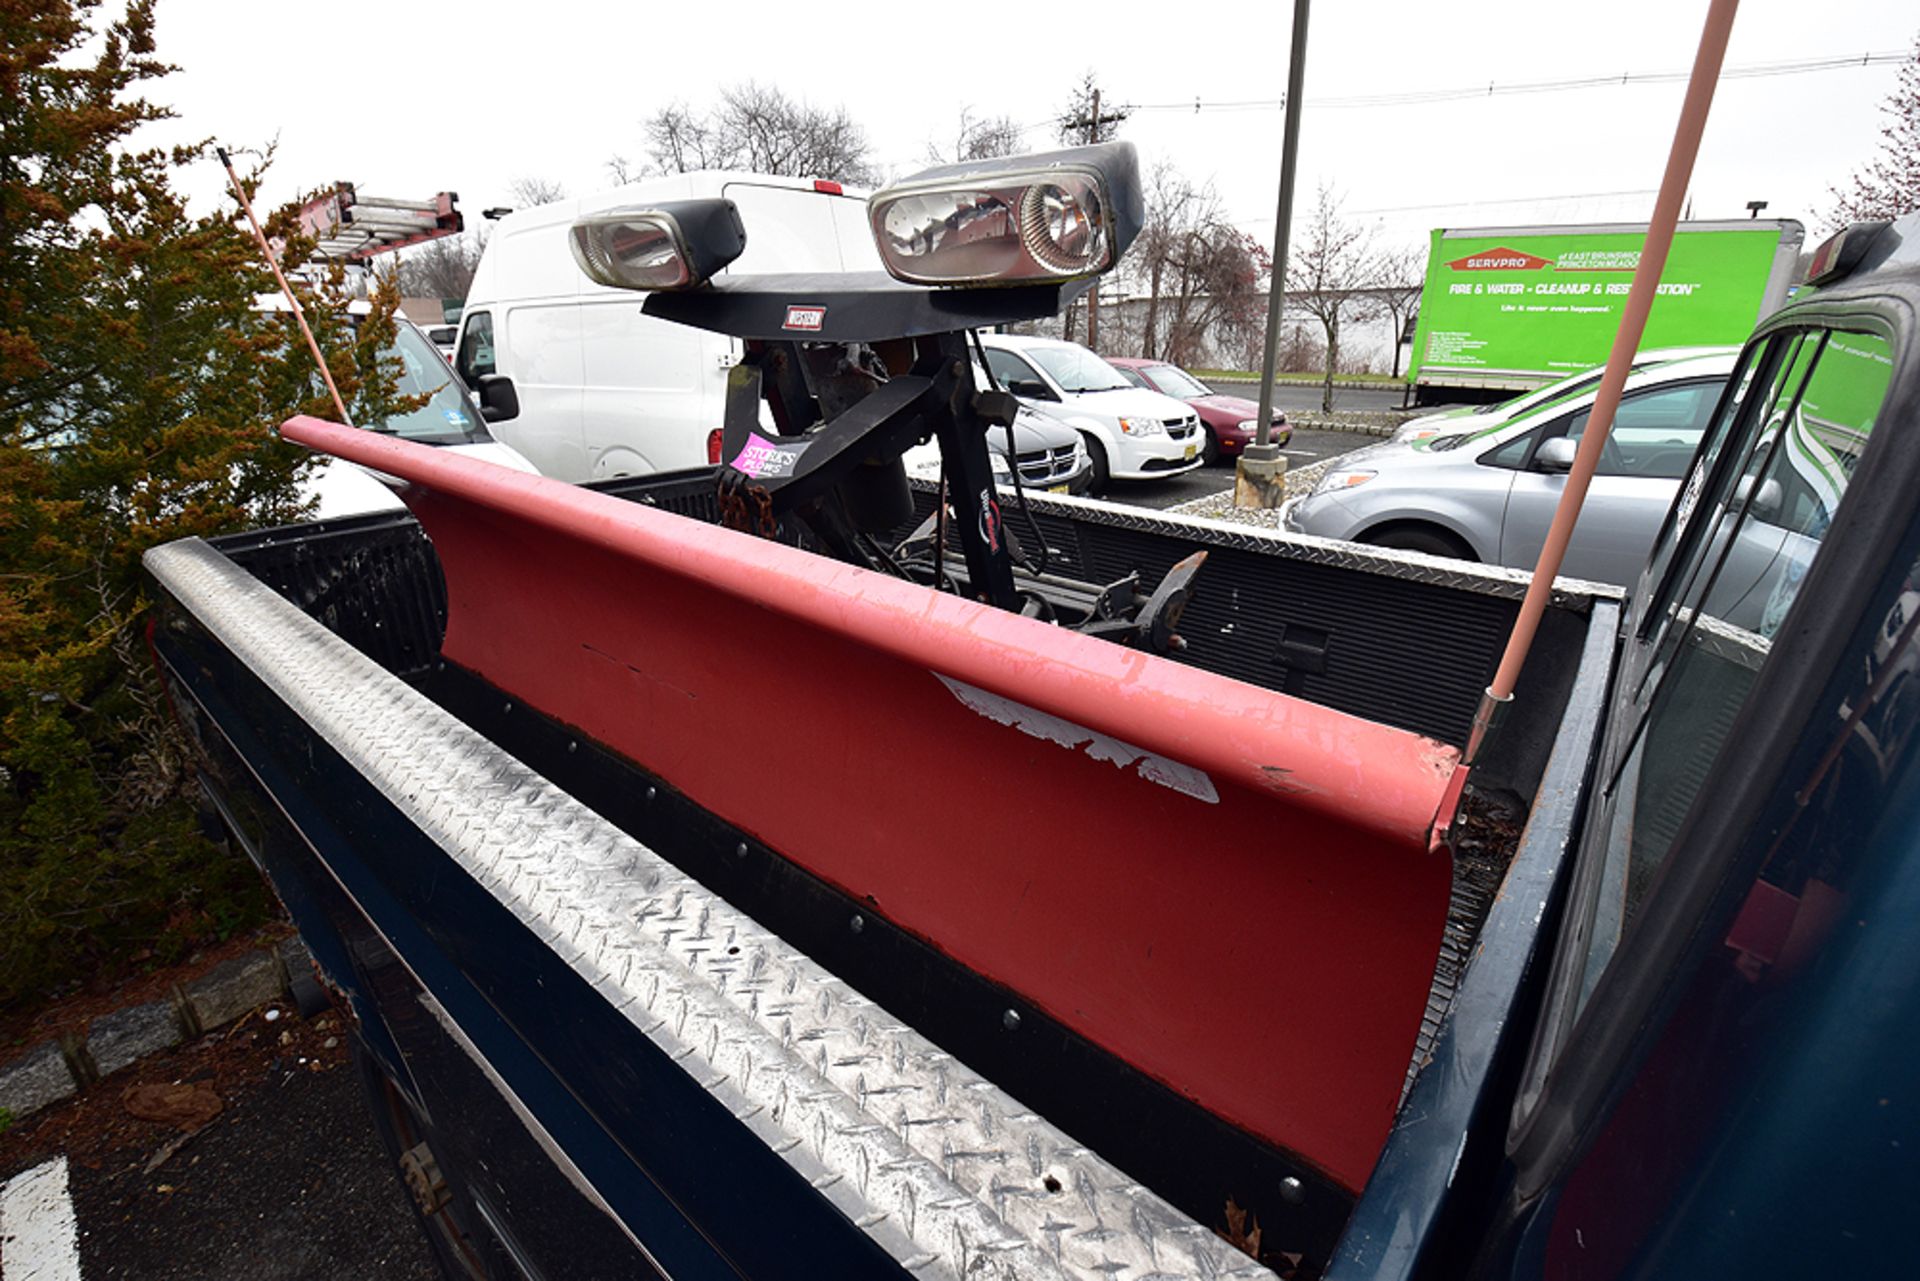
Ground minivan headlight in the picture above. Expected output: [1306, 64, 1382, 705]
[1118, 416, 1165, 437]
[568, 199, 747, 291]
[867, 142, 1143, 286]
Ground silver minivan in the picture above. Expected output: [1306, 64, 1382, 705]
[1283, 352, 1737, 586]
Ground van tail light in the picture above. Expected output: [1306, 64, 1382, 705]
[813, 180, 844, 195]
[707, 429, 724, 464]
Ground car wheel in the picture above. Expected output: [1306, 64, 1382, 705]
[1363, 525, 1476, 561]
[1081, 433, 1111, 495]
[355, 1042, 502, 1280]
[1201, 427, 1220, 466]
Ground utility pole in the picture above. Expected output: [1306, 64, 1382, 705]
[1235, 0, 1311, 509]
[1088, 87, 1101, 351]
[1062, 81, 1127, 352]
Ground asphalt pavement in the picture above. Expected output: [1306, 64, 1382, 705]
[1, 1011, 435, 1281]
[1110, 426, 1364, 510]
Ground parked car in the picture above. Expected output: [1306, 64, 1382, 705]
[1106, 357, 1291, 460]
[425, 324, 459, 362]
[1391, 345, 1736, 443]
[1283, 351, 1738, 586]
[902, 401, 1093, 493]
[976, 333, 1203, 491]
[257, 302, 539, 518]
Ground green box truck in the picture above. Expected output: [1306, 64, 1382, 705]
[1405, 219, 1803, 404]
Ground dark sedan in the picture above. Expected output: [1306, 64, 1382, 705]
[1106, 357, 1291, 461]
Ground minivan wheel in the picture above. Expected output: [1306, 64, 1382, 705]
[1201, 428, 1220, 465]
[1082, 434, 1111, 494]
[1363, 525, 1475, 561]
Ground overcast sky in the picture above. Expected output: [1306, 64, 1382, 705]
[146, 0, 1912, 252]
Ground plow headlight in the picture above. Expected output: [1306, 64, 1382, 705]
[568, 199, 747, 292]
[867, 142, 1143, 286]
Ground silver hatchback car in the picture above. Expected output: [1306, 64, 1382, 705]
[1282, 352, 1737, 586]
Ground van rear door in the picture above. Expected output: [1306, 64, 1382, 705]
[720, 181, 883, 275]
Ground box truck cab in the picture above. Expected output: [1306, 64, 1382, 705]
[455, 173, 881, 482]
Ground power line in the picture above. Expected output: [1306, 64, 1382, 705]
[1100, 49, 1906, 120]
[1350, 187, 1658, 216]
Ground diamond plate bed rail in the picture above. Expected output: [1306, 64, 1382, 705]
[146, 537, 1275, 1281]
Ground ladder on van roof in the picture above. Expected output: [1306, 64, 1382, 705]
[295, 183, 463, 261]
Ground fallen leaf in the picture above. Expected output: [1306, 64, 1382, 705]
[123, 1081, 222, 1131]
[1220, 1196, 1262, 1259]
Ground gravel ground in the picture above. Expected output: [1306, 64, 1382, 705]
[1164, 422, 1387, 530]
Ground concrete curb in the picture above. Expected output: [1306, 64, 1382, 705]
[1205, 375, 1405, 393]
[0, 939, 314, 1126]
[1289, 415, 1401, 438]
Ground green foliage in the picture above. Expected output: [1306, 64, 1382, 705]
[0, 0, 409, 1006]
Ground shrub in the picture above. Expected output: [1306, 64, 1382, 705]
[0, 0, 409, 1005]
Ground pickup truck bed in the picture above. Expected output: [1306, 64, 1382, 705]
[148, 440, 1616, 1278]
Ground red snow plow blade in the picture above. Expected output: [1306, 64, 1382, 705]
[285, 417, 1458, 1191]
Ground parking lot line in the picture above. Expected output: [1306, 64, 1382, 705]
[0, 1157, 81, 1281]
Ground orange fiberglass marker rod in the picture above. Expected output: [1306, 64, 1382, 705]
[216, 147, 354, 428]
[1462, 0, 1741, 767]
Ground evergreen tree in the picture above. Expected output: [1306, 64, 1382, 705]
[0, 0, 406, 1002]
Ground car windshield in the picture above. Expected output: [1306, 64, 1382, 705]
[1491, 355, 1688, 423]
[1026, 345, 1132, 393]
[375, 323, 491, 445]
[1144, 365, 1212, 398]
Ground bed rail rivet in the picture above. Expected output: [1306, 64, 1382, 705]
[1279, 1176, 1304, 1204]
[1002, 1009, 1021, 1031]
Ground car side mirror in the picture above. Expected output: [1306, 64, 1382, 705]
[1006, 378, 1055, 401]
[477, 373, 520, 423]
[1534, 436, 1577, 473]
[1734, 473, 1784, 522]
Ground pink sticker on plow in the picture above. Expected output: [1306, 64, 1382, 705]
[731, 432, 805, 479]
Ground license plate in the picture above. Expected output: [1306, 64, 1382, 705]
[1183, 443, 1197, 460]
[1048, 483, 1069, 494]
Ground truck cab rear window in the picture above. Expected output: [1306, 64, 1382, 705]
[1568, 327, 1895, 1011]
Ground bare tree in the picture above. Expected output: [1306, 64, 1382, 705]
[1135, 161, 1188, 358]
[1132, 165, 1267, 368]
[644, 101, 725, 175]
[1370, 245, 1425, 381]
[1827, 32, 1920, 228]
[396, 227, 488, 303]
[605, 154, 649, 186]
[1288, 185, 1379, 412]
[926, 107, 1026, 165]
[637, 83, 878, 186]
[507, 176, 569, 208]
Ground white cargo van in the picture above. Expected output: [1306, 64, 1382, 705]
[454, 173, 882, 482]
